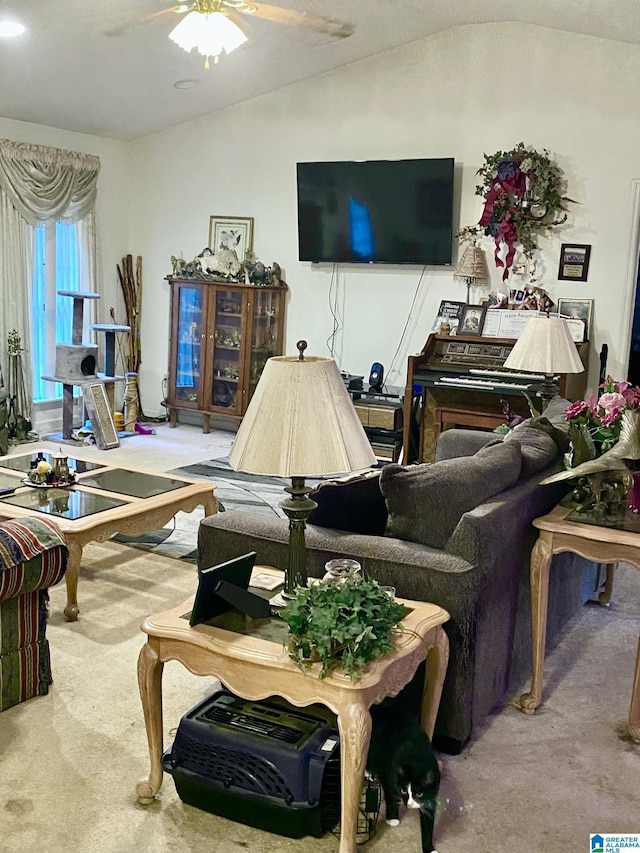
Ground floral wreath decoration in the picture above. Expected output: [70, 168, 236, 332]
[464, 143, 573, 281]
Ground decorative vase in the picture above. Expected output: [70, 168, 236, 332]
[322, 558, 362, 584]
[123, 372, 139, 431]
[625, 464, 640, 514]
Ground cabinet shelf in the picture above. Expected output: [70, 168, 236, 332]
[165, 278, 287, 433]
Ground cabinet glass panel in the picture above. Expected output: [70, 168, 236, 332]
[248, 291, 282, 399]
[212, 290, 242, 410]
[175, 285, 203, 405]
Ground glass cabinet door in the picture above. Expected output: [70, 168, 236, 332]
[248, 290, 282, 400]
[174, 284, 204, 406]
[211, 289, 243, 411]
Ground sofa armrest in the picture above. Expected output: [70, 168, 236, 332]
[435, 428, 501, 461]
[0, 517, 68, 601]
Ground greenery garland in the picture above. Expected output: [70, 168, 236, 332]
[465, 142, 572, 281]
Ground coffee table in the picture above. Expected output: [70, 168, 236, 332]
[0, 448, 217, 621]
[518, 503, 640, 742]
[135, 567, 450, 853]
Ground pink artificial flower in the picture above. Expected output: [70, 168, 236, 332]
[585, 393, 598, 410]
[615, 380, 630, 394]
[598, 392, 626, 413]
[564, 400, 589, 420]
[600, 409, 622, 427]
[623, 386, 640, 409]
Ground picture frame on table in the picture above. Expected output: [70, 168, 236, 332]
[431, 299, 465, 335]
[557, 243, 591, 282]
[557, 298, 594, 341]
[459, 304, 486, 336]
[209, 216, 254, 260]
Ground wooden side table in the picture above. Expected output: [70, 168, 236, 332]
[518, 504, 640, 742]
[135, 568, 450, 853]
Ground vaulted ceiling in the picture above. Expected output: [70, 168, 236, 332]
[0, 0, 638, 140]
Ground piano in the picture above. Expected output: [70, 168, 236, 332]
[402, 333, 589, 463]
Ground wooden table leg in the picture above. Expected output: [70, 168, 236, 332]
[336, 702, 371, 853]
[136, 641, 165, 804]
[629, 634, 640, 743]
[63, 539, 83, 622]
[598, 562, 616, 606]
[519, 532, 554, 714]
[420, 626, 450, 739]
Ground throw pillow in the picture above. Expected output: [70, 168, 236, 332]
[504, 423, 559, 477]
[307, 470, 388, 535]
[380, 441, 522, 550]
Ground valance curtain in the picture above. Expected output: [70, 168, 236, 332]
[0, 139, 101, 418]
[0, 139, 100, 225]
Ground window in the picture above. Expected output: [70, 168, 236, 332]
[32, 220, 92, 402]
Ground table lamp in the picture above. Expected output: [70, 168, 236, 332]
[453, 244, 489, 304]
[503, 314, 584, 410]
[229, 340, 377, 597]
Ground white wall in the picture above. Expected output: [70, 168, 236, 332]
[128, 21, 640, 417]
[5, 21, 640, 423]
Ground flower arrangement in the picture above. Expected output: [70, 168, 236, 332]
[564, 378, 640, 468]
[558, 378, 640, 518]
[462, 143, 572, 281]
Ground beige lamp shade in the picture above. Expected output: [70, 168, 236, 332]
[229, 353, 377, 477]
[454, 245, 489, 284]
[503, 315, 584, 375]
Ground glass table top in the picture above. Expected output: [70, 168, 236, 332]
[0, 487, 128, 519]
[78, 469, 190, 498]
[0, 453, 103, 475]
[567, 508, 640, 533]
[0, 471, 21, 493]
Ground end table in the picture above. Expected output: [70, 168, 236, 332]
[135, 567, 450, 853]
[518, 504, 640, 743]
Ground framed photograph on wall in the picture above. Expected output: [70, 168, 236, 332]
[459, 304, 486, 336]
[209, 216, 254, 259]
[557, 298, 594, 341]
[558, 243, 591, 282]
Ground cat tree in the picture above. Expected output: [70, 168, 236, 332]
[44, 291, 128, 448]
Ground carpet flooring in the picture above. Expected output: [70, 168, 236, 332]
[2, 540, 639, 853]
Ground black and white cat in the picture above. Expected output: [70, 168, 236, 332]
[367, 701, 441, 853]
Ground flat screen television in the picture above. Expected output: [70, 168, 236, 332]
[296, 157, 455, 266]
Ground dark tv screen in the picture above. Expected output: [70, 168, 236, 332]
[296, 157, 454, 265]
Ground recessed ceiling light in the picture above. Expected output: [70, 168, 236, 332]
[174, 78, 200, 90]
[0, 21, 26, 38]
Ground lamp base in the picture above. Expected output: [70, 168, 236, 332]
[280, 476, 317, 598]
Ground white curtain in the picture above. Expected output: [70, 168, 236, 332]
[0, 139, 101, 416]
[0, 192, 35, 407]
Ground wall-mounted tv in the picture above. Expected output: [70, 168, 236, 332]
[296, 157, 455, 266]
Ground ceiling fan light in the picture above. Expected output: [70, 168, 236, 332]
[169, 10, 246, 63]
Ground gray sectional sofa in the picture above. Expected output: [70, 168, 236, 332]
[197, 398, 602, 753]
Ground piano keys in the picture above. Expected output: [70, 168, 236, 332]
[402, 333, 589, 463]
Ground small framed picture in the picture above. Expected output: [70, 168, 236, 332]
[558, 243, 591, 282]
[557, 298, 594, 341]
[459, 304, 486, 336]
[209, 216, 254, 260]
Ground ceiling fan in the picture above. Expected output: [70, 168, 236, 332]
[111, 1, 354, 67]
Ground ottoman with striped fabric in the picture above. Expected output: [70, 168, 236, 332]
[0, 517, 68, 711]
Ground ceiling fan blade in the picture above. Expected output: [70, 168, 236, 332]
[106, 5, 187, 37]
[226, 2, 354, 39]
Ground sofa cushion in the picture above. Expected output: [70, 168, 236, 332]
[307, 470, 388, 535]
[380, 441, 522, 549]
[504, 423, 559, 477]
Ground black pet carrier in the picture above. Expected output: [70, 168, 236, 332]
[162, 689, 341, 839]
